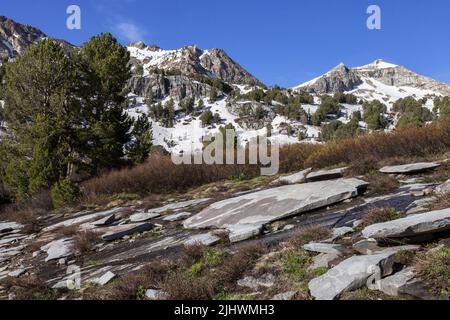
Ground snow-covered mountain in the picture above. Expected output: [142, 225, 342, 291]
[2, 15, 450, 155]
[294, 59, 450, 109]
[0, 16, 46, 62]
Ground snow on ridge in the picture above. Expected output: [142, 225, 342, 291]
[353, 59, 399, 70]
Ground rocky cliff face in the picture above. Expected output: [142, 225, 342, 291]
[296, 59, 450, 97]
[0, 16, 46, 62]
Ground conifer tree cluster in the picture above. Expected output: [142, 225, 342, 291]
[0, 34, 152, 202]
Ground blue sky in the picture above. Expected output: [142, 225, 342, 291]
[2, 0, 450, 87]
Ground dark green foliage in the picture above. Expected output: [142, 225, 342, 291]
[362, 100, 388, 130]
[51, 178, 81, 208]
[2, 34, 133, 200]
[312, 96, 340, 125]
[209, 87, 218, 103]
[126, 115, 153, 164]
[320, 116, 361, 142]
[200, 110, 214, 127]
[180, 97, 195, 115]
[74, 33, 133, 173]
[393, 96, 433, 129]
[333, 92, 358, 104]
[434, 96, 450, 119]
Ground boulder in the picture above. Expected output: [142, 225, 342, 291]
[309, 250, 398, 300]
[306, 167, 348, 182]
[162, 212, 192, 222]
[237, 274, 275, 290]
[184, 178, 368, 229]
[41, 238, 74, 262]
[272, 168, 312, 185]
[309, 253, 340, 270]
[379, 162, 440, 174]
[303, 243, 350, 255]
[227, 224, 263, 243]
[375, 267, 416, 296]
[92, 271, 116, 286]
[362, 208, 450, 240]
[184, 233, 221, 247]
[101, 223, 155, 241]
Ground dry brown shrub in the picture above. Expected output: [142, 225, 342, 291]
[286, 225, 331, 247]
[361, 207, 404, 228]
[73, 231, 99, 255]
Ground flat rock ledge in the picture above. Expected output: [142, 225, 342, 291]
[184, 178, 368, 229]
[362, 208, 450, 240]
[380, 162, 440, 174]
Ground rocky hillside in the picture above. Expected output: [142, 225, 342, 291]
[294, 59, 450, 106]
[0, 16, 46, 63]
[1, 159, 449, 300]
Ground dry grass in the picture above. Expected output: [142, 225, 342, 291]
[54, 225, 78, 238]
[73, 231, 99, 256]
[414, 247, 450, 296]
[286, 225, 331, 247]
[427, 192, 450, 211]
[364, 172, 400, 195]
[361, 207, 404, 228]
[83, 261, 173, 300]
[0, 275, 59, 300]
[81, 153, 260, 204]
[305, 119, 450, 169]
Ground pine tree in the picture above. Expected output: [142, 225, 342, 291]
[74, 33, 133, 173]
[3, 39, 78, 197]
[126, 115, 153, 164]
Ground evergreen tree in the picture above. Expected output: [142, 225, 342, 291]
[3, 39, 78, 197]
[74, 33, 133, 173]
[126, 114, 153, 164]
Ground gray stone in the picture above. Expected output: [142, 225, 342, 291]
[93, 214, 119, 226]
[309, 253, 340, 270]
[101, 223, 155, 241]
[0, 222, 23, 234]
[7, 268, 26, 278]
[184, 178, 368, 229]
[362, 208, 450, 240]
[227, 224, 263, 243]
[380, 162, 440, 174]
[331, 227, 354, 240]
[162, 212, 192, 222]
[306, 167, 348, 182]
[92, 271, 116, 286]
[271, 291, 297, 300]
[43, 208, 124, 232]
[308, 250, 399, 300]
[435, 179, 450, 195]
[303, 243, 350, 255]
[273, 168, 312, 185]
[41, 238, 74, 262]
[353, 239, 383, 255]
[184, 233, 221, 247]
[375, 267, 416, 296]
[237, 274, 275, 290]
[145, 289, 167, 300]
[129, 211, 161, 223]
